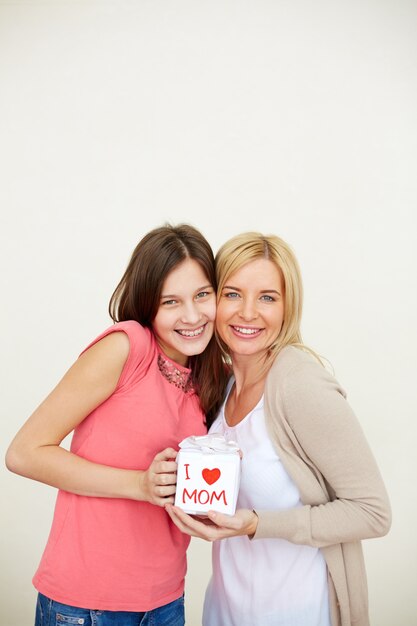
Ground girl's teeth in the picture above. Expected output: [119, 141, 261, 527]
[177, 326, 204, 337]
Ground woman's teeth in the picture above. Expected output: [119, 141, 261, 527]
[233, 326, 260, 335]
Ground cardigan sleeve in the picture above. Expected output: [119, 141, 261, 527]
[253, 356, 391, 547]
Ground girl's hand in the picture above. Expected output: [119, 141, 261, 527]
[139, 448, 178, 506]
[6, 333, 178, 504]
[165, 504, 258, 541]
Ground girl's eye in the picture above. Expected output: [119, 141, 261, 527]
[196, 291, 211, 299]
[162, 299, 177, 306]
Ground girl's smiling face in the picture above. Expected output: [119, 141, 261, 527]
[152, 258, 216, 366]
[216, 258, 285, 362]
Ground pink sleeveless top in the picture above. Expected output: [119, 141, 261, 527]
[33, 321, 207, 611]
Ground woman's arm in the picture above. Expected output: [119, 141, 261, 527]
[5, 332, 178, 506]
[253, 356, 392, 546]
[165, 505, 258, 541]
[167, 355, 391, 545]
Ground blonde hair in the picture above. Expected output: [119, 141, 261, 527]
[216, 232, 319, 372]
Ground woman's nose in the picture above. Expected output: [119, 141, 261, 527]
[238, 298, 258, 321]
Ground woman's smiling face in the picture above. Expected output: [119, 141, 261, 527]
[152, 258, 216, 366]
[216, 258, 285, 362]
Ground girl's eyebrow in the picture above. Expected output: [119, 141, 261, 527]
[160, 284, 213, 299]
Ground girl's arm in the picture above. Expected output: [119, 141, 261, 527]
[5, 332, 177, 506]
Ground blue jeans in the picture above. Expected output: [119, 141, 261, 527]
[35, 592, 185, 626]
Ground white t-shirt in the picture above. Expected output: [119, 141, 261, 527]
[203, 385, 331, 626]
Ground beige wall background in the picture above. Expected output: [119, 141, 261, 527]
[1, 1, 416, 624]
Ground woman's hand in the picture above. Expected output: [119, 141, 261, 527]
[165, 504, 258, 541]
[139, 448, 178, 506]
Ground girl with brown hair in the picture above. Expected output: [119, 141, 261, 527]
[6, 224, 228, 626]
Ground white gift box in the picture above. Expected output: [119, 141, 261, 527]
[174, 434, 241, 515]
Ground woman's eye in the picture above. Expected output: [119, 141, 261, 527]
[260, 295, 275, 302]
[224, 291, 240, 299]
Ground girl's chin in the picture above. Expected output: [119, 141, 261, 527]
[176, 338, 212, 356]
[164, 335, 213, 363]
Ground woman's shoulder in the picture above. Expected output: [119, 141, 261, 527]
[266, 345, 346, 400]
[270, 345, 320, 374]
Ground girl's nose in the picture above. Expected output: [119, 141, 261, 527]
[181, 301, 202, 325]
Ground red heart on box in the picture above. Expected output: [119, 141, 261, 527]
[202, 468, 221, 485]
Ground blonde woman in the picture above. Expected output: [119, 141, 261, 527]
[167, 232, 391, 626]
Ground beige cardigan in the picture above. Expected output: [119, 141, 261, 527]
[253, 346, 391, 626]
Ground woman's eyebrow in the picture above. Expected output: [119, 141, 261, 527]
[223, 285, 281, 295]
[223, 285, 242, 291]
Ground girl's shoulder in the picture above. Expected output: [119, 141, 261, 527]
[82, 320, 153, 353]
[80, 321, 156, 390]
[113, 320, 154, 348]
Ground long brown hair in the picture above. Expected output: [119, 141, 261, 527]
[109, 224, 228, 424]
